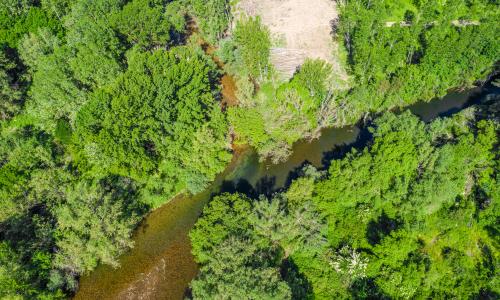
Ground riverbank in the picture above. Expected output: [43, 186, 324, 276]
[74, 10, 499, 298]
[74, 144, 253, 299]
[74, 75, 499, 299]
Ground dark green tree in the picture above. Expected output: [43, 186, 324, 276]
[112, 0, 185, 49]
[0, 47, 24, 120]
[75, 47, 230, 200]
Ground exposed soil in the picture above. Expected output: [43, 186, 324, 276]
[236, 0, 348, 80]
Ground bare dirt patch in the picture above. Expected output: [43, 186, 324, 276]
[236, 0, 348, 81]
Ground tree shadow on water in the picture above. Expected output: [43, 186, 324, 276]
[321, 126, 373, 170]
[255, 176, 277, 197]
[219, 179, 259, 199]
[283, 160, 313, 189]
[219, 176, 278, 199]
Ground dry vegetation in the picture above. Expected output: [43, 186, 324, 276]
[236, 0, 348, 80]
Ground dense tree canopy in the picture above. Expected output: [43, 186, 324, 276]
[76, 47, 231, 200]
[189, 0, 231, 44]
[0, 47, 25, 120]
[0, 1, 63, 49]
[335, 0, 499, 119]
[52, 179, 141, 276]
[111, 0, 186, 49]
[191, 107, 499, 299]
[0, 0, 232, 297]
[0, 0, 498, 298]
[190, 193, 326, 299]
[309, 110, 498, 298]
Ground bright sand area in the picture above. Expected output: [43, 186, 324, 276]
[236, 0, 348, 80]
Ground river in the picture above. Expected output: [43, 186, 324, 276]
[72, 123, 362, 300]
[74, 74, 498, 299]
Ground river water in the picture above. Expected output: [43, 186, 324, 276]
[73, 124, 361, 300]
[74, 80, 496, 299]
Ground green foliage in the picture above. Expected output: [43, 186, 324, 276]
[0, 241, 31, 298]
[0, 47, 24, 120]
[0, 241, 64, 299]
[225, 21, 346, 163]
[194, 106, 499, 299]
[250, 197, 326, 256]
[190, 0, 231, 44]
[233, 16, 271, 81]
[191, 237, 292, 300]
[190, 193, 254, 264]
[0, 0, 232, 297]
[285, 164, 324, 209]
[0, 3, 63, 49]
[0, 125, 61, 222]
[229, 60, 335, 162]
[228, 0, 500, 163]
[306, 110, 499, 298]
[228, 106, 268, 146]
[40, 0, 72, 20]
[0, 122, 73, 297]
[337, 0, 499, 111]
[1, 0, 498, 298]
[18, 27, 60, 70]
[190, 194, 293, 299]
[53, 179, 140, 276]
[27, 45, 86, 131]
[75, 47, 230, 197]
[0, 121, 146, 295]
[190, 192, 327, 299]
[112, 0, 185, 49]
[293, 59, 332, 99]
[63, 0, 124, 88]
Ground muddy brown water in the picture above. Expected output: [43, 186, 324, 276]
[73, 121, 361, 300]
[221, 75, 238, 108]
[74, 146, 249, 300]
[74, 82, 491, 299]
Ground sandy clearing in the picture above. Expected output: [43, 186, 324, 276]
[236, 0, 348, 81]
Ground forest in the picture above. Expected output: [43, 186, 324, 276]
[191, 107, 499, 299]
[0, 0, 498, 299]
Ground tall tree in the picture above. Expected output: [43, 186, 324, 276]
[75, 47, 230, 200]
